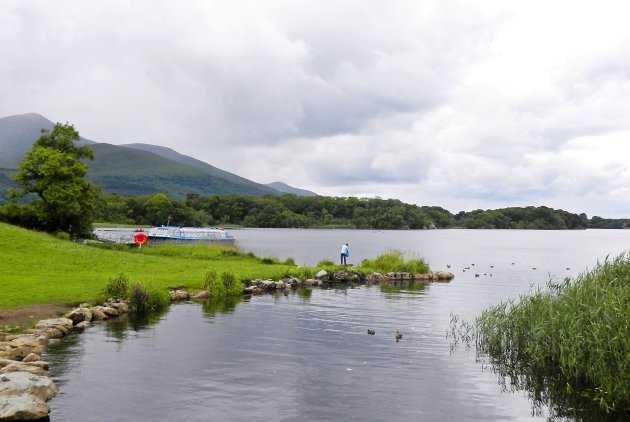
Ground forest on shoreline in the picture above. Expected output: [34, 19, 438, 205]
[81, 192, 627, 230]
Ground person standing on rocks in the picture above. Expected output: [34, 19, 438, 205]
[340, 243, 349, 265]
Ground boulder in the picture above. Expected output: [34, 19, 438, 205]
[260, 280, 275, 290]
[0, 361, 48, 371]
[435, 271, 455, 281]
[0, 371, 57, 402]
[169, 290, 190, 302]
[89, 308, 108, 321]
[36, 318, 73, 332]
[66, 308, 93, 325]
[75, 321, 91, 329]
[0, 394, 49, 421]
[274, 281, 286, 290]
[1, 347, 31, 361]
[1, 363, 47, 377]
[191, 291, 210, 299]
[332, 271, 349, 281]
[315, 270, 329, 281]
[21, 354, 40, 364]
[100, 307, 119, 317]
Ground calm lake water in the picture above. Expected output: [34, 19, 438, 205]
[44, 229, 630, 421]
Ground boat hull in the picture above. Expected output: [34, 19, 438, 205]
[146, 236, 235, 245]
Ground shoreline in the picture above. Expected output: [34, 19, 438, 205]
[0, 270, 454, 420]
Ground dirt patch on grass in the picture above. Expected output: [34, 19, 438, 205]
[0, 303, 73, 328]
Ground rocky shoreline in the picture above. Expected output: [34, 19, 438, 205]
[0, 270, 453, 420]
[0, 302, 129, 420]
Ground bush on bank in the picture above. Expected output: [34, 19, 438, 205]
[360, 250, 430, 274]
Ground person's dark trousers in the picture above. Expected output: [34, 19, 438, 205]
[340, 254, 346, 265]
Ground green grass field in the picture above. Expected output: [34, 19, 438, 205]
[0, 222, 301, 308]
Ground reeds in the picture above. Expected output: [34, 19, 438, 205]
[466, 253, 630, 417]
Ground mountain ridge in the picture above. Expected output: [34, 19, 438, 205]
[0, 113, 279, 198]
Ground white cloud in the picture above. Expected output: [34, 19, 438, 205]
[2, 0, 630, 217]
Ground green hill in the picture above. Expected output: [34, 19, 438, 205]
[0, 113, 279, 199]
[88, 143, 278, 196]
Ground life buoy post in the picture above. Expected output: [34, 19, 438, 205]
[134, 232, 148, 248]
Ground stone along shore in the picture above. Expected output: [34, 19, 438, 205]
[0, 301, 129, 420]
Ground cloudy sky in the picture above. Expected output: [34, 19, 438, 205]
[2, 0, 630, 217]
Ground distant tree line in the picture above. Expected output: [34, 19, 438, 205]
[90, 192, 600, 230]
[2, 121, 625, 237]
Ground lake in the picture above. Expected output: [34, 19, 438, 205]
[44, 229, 630, 421]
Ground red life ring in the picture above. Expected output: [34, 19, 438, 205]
[133, 232, 148, 246]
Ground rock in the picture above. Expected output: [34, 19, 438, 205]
[0, 394, 50, 420]
[21, 354, 40, 364]
[1, 363, 47, 377]
[260, 280, 275, 290]
[191, 291, 210, 299]
[66, 308, 93, 325]
[1, 347, 31, 361]
[285, 277, 301, 287]
[315, 270, 329, 281]
[0, 361, 48, 371]
[7, 335, 40, 349]
[169, 290, 190, 301]
[435, 271, 455, 281]
[40, 328, 65, 340]
[100, 307, 119, 317]
[332, 271, 349, 281]
[75, 321, 91, 329]
[36, 318, 73, 332]
[304, 279, 318, 287]
[89, 308, 108, 321]
[274, 281, 286, 290]
[104, 302, 129, 313]
[0, 371, 58, 403]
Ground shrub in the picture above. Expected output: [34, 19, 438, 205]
[260, 257, 279, 265]
[128, 281, 169, 315]
[220, 247, 240, 257]
[203, 270, 243, 297]
[283, 257, 296, 266]
[360, 250, 429, 274]
[55, 231, 71, 241]
[317, 258, 335, 267]
[104, 273, 130, 300]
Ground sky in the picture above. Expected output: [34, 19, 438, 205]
[2, 0, 630, 218]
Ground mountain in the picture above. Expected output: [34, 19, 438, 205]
[0, 113, 96, 169]
[0, 113, 279, 199]
[121, 143, 275, 194]
[88, 143, 278, 196]
[266, 182, 318, 196]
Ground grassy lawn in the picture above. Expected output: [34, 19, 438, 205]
[0, 222, 301, 308]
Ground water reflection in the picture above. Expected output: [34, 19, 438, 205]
[485, 354, 630, 421]
[102, 308, 169, 340]
[296, 287, 313, 301]
[379, 280, 430, 297]
[200, 295, 244, 319]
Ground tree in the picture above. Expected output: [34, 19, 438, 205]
[10, 123, 98, 237]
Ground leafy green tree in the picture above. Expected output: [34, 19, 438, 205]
[10, 123, 98, 237]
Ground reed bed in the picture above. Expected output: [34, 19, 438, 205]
[465, 253, 630, 417]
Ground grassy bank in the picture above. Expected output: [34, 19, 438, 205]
[0, 222, 303, 309]
[459, 253, 630, 417]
